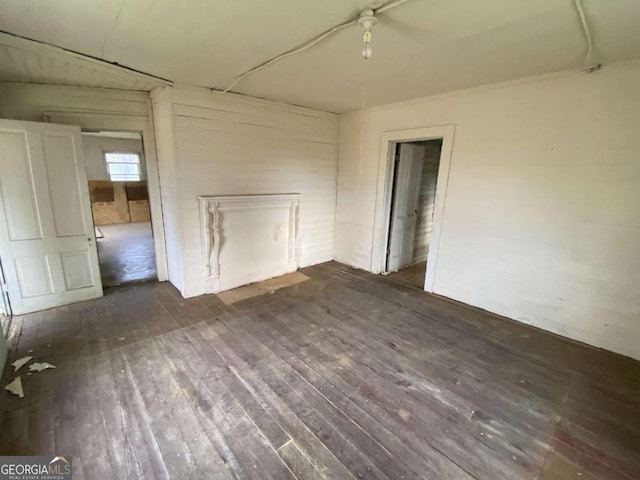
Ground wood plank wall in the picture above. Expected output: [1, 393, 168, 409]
[412, 141, 442, 264]
[0, 83, 150, 121]
[170, 87, 339, 297]
[150, 87, 184, 292]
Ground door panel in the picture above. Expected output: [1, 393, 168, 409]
[0, 131, 42, 240]
[42, 132, 86, 237]
[15, 256, 53, 297]
[61, 251, 95, 290]
[388, 143, 425, 272]
[0, 119, 102, 314]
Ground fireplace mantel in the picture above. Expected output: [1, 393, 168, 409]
[198, 193, 302, 293]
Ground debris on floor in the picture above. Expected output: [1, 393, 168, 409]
[12, 356, 33, 372]
[29, 362, 56, 372]
[5, 377, 24, 398]
[4, 353, 58, 399]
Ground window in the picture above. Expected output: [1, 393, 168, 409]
[105, 152, 141, 181]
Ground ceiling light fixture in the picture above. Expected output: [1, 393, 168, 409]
[222, 0, 415, 92]
[358, 9, 378, 60]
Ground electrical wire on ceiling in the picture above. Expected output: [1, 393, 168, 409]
[221, 0, 413, 93]
[572, 0, 600, 73]
[375, 0, 411, 15]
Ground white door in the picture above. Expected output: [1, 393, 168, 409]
[387, 143, 425, 272]
[0, 119, 102, 315]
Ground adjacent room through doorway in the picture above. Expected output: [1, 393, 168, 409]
[82, 131, 157, 287]
[386, 139, 442, 289]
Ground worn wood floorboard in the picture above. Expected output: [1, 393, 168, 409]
[0, 261, 638, 480]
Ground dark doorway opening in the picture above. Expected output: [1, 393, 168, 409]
[385, 139, 443, 289]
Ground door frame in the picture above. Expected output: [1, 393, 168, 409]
[374, 125, 455, 292]
[42, 111, 168, 282]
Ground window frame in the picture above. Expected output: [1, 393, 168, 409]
[103, 150, 143, 182]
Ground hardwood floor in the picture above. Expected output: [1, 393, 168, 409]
[387, 261, 427, 289]
[1, 261, 638, 479]
[96, 222, 157, 287]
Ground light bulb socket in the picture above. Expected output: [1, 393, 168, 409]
[358, 9, 378, 30]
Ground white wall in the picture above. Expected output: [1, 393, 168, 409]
[82, 135, 145, 181]
[335, 60, 640, 360]
[150, 87, 184, 292]
[0, 84, 150, 185]
[170, 86, 339, 297]
[0, 83, 150, 122]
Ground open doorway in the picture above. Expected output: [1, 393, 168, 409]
[385, 139, 443, 289]
[82, 131, 157, 287]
